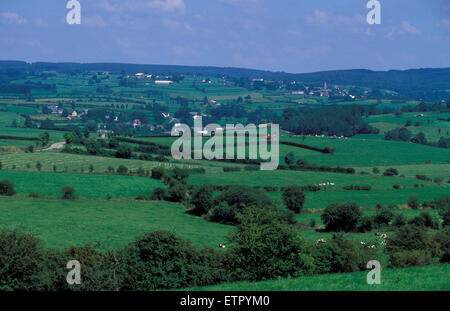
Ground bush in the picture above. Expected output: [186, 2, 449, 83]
[119, 231, 220, 290]
[407, 195, 420, 209]
[386, 224, 432, 254]
[189, 185, 214, 216]
[373, 207, 394, 227]
[433, 228, 450, 263]
[309, 234, 376, 274]
[115, 144, 132, 159]
[0, 179, 16, 196]
[61, 186, 75, 200]
[222, 167, 241, 172]
[372, 167, 379, 174]
[357, 216, 374, 233]
[0, 229, 48, 290]
[282, 186, 306, 214]
[383, 168, 399, 176]
[168, 182, 187, 202]
[391, 214, 407, 227]
[116, 165, 128, 175]
[321, 202, 361, 232]
[389, 250, 432, 268]
[206, 202, 236, 224]
[208, 186, 273, 225]
[150, 187, 167, 201]
[408, 212, 438, 229]
[151, 167, 166, 180]
[225, 206, 314, 282]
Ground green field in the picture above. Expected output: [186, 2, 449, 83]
[0, 170, 165, 199]
[0, 196, 232, 249]
[189, 169, 449, 210]
[184, 264, 450, 291]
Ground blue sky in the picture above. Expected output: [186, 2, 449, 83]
[0, 0, 449, 73]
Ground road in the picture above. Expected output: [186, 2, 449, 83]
[40, 142, 66, 151]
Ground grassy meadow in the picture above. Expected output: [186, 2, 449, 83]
[184, 264, 450, 291]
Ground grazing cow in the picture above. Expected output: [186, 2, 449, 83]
[381, 234, 389, 239]
[316, 238, 326, 244]
[359, 241, 366, 245]
[218, 244, 226, 249]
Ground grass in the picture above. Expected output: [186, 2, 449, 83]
[279, 135, 449, 167]
[189, 169, 449, 210]
[0, 151, 215, 173]
[0, 170, 165, 199]
[0, 196, 232, 249]
[183, 264, 450, 291]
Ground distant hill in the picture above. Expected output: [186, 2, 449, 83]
[0, 61, 449, 100]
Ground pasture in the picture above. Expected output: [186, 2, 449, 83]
[184, 264, 450, 291]
[0, 196, 232, 249]
[0, 170, 165, 199]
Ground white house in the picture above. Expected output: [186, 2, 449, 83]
[155, 80, 173, 85]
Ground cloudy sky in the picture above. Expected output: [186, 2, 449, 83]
[0, 0, 449, 73]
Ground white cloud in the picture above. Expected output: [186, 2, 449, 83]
[400, 21, 420, 35]
[0, 12, 27, 25]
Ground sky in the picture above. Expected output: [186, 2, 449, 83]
[0, 0, 449, 73]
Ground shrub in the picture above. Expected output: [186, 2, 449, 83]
[119, 231, 220, 290]
[282, 186, 306, 214]
[386, 224, 432, 254]
[321, 202, 361, 232]
[284, 152, 295, 166]
[168, 182, 187, 202]
[116, 165, 128, 175]
[189, 185, 214, 216]
[372, 167, 380, 174]
[222, 167, 241, 172]
[309, 234, 376, 274]
[433, 228, 450, 263]
[357, 216, 374, 233]
[225, 206, 314, 282]
[407, 195, 420, 209]
[389, 250, 432, 268]
[150, 187, 167, 201]
[115, 144, 132, 159]
[61, 186, 75, 200]
[151, 167, 166, 180]
[0, 229, 48, 290]
[206, 202, 236, 224]
[391, 214, 407, 227]
[0, 179, 16, 196]
[373, 207, 394, 227]
[383, 168, 399, 176]
[408, 212, 438, 229]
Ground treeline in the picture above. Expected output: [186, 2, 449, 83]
[280, 141, 335, 154]
[385, 127, 450, 148]
[280, 105, 379, 137]
[0, 135, 39, 141]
